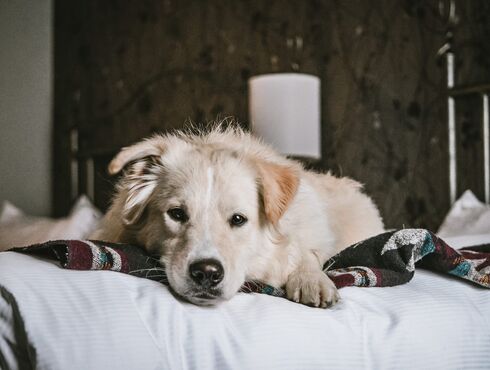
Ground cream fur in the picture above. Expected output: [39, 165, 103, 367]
[92, 124, 384, 308]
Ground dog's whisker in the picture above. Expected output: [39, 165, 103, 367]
[131, 267, 166, 274]
[144, 273, 167, 278]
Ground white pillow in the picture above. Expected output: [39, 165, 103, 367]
[0, 195, 102, 250]
[438, 190, 490, 238]
[0, 201, 24, 223]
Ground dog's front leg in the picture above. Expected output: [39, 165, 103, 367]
[285, 252, 340, 308]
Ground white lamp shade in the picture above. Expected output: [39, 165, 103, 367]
[248, 73, 321, 159]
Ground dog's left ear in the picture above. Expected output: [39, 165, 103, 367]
[256, 161, 300, 225]
[108, 136, 166, 175]
[108, 136, 166, 225]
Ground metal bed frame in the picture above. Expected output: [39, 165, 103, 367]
[440, 0, 490, 204]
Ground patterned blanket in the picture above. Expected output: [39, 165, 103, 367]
[11, 229, 490, 298]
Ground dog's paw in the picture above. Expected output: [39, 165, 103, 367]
[286, 270, 340, 308]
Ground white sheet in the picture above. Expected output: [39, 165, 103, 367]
[442, 233, 490, 249]
[0, 234, 489, 370]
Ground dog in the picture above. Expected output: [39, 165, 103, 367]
[92, 124, 384, 308]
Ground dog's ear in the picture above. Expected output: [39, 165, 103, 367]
[108, 136, 166, 175]
[108, 136, 166, 225]
[122, 157, 163, 225]
[256, 161, 299, 225]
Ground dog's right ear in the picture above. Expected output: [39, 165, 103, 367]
[108, 136, 167, 175]
[256, 160, 300, 226]
[108, 136, 167, 225]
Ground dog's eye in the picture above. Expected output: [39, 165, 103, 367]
[167, 207, 189, 223]
[229, 213, 247, 227]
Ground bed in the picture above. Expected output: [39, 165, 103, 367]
[1, 184, 490, 370]
[2, 3, 490, 370]
[1, 230, 490, 370]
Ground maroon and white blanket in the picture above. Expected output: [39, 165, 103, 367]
[10, 229, 490, 298]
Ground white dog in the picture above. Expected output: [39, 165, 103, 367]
[92, 125, 384, 308]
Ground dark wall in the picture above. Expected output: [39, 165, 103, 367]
[54, 0, 490, 230]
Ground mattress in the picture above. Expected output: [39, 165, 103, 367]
[1, 235, 490, 370]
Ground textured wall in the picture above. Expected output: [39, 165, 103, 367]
[54, 0, 490, 229]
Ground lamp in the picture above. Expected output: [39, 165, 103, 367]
[248, 73, 321, 159]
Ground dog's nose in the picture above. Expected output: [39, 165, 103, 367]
[189, 259, 224, 287]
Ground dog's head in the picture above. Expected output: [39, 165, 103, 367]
[108, 128, 299, 305]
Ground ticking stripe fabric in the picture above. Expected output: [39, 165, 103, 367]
[1, 247, 490, 370]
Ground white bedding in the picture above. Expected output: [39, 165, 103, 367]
[1, 235, 490, 370]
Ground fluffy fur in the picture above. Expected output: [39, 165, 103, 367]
[92, 124, 384, 307]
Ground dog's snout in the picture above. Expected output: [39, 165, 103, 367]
[189, 259, 224, 287]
